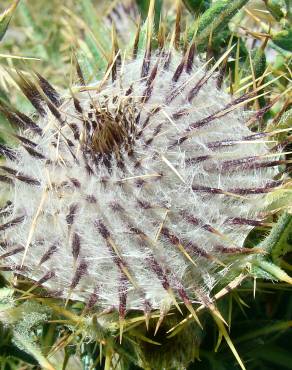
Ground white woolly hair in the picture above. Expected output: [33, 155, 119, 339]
[0, 49, 277, 317]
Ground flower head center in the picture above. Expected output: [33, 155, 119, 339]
[90, 98, 137, 157]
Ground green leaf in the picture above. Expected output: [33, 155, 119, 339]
[136, 0, 163, 29]
[267, 189, 292, 217]
[260, 213, 292, 258]
[240, 47, 267, 107]
[136, 0, 151, 19]
[249, 48, 266, 79]
[266, 0, 286, 22]
[0, 344, 38, 365]
[79, 0, 101, 34]
[235, 322, 292, 345]
[277, 108, 292, 129]
[41, 323, 57, 356]
[250, 213, 292, 282]
[250, 264, 280, 281]
[17, 1, 42, 38]
[272, 27, 292, 52]
[271, 214, 292, 266]
[253, 346, 292, 369]
[271, 108, 292, 142]
[183, 0, 211, 15]
[248, 48, 267, 108]
[0, 288, 14, 311]
[254, 260, 292, 284]
[13, 331, 55, 370]
[188, 0, 249, 46]
[0, 0, 20, 41]
[17, 1, 48, 59]
[287, 0, 292, 22]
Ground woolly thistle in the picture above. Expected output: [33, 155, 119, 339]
[0, 2, 283, 341]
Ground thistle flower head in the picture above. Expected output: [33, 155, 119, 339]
[0, 30, 279, 323]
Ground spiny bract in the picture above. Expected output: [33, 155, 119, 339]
[0, 47, 278, 319]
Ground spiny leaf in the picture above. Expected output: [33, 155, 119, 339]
[254, 259, 292, 284]
[251, 345, 292, 369]
[266, 0, 286, 21]
[183, 0, 211, 15]
[188, 0, 249, 47]
[260, 213, 292, 258]
[13, 331, 55, 370]
[0, 288, 14, 311]
[0, 344, 38, 365]
[0, 0, 20, 41]
[235, 320, 292, 345]
[251, 213, 292, 282]
[136, 0, 163, 29]
[17, 1, 41, 35]
[248, 48, 267, 80]
[79, 0, 109, 45]
[272, 27, 292, 52]
[277, 109, 292, 129]
[17, 1, 48, 59]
